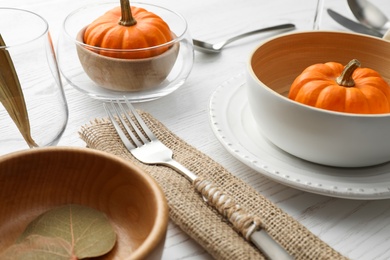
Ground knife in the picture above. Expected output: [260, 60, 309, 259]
[327, 9, 384, 37]
[251, 229, 294, 259]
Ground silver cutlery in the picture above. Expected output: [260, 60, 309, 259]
[103, 99, 294, 260]
[313, 0, 325, 30]
[327, 9, 383, 37]
[192, 23, 295, 53]
[347, 0, 389, 30]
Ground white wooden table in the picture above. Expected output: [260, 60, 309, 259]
[1, 0, 390, 259]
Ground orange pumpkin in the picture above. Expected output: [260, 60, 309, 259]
[83, 0, 173, 59]
[288, 59, 390, 114]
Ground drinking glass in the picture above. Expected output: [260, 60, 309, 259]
[313, 0, 325, 30]
[0, 8, 68, 155]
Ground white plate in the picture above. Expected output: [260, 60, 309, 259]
[209, 73, 390, 200]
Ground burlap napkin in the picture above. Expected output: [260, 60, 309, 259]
[79, 111, 348, 260]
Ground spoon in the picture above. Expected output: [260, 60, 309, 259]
[193, 23, 295, 53]
[347, 0, 390, 29]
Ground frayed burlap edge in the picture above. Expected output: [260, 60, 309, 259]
[79, 111, 348, 260]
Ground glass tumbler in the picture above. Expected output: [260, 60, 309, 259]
[0, 8, 68, 155]
[313, 0, 325, 30]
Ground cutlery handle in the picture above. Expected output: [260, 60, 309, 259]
[193, 177, 262, 240]
[165, 160, 264, 236]
[166, 160, 293, 259]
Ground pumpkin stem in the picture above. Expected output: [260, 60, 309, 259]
[336, 59, 361, 87]
[119, 0, 137, 26]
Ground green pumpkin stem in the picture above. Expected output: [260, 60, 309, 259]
[336, 59, 361, 87]
[119, 0, 137, 26]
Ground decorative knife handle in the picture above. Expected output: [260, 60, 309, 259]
[166, 160, 292, 259]
[193, 177, 262, 240]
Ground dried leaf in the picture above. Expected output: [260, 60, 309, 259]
[0, 234, 71, 259]
[0, 34, 37, 148]
[14, 204, 116, 259]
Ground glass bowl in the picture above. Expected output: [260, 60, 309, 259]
[57, 2, 194, 102]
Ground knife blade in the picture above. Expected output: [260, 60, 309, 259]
[327, 9, 384, 37]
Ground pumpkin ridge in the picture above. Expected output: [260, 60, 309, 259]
[357, 77, 389, 90]
[84, 26, 113, 47]
[353, 68, 382, 79]
[359, 84, 390, 113]
[132, 26, 150, 46]
[141, 25, 168, 45]
[316, 85, 347, 112]
[295, 80, 333, 106]
[131, 6, 146, 16]
[120, 29, 131, 50]
[324, 62, 344, 75]
[344, 88, 370, 113]
[147, 19, 171, 37]
[103, 27, 125, 49]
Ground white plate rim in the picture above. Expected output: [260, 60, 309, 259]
[209, 73, 390, 200]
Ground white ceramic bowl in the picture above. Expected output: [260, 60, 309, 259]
[246, 31, 390, 167]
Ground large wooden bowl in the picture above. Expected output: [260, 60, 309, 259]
[246, 31, 390, 167]
[0, 147, 168, 259]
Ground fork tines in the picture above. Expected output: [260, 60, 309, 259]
[103, 99, 156, 149]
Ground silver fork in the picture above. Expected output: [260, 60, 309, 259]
[103, 99, 293, 260]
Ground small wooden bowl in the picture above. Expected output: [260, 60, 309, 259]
[0, 147, 168, 259]
[76, 27, 180, 92]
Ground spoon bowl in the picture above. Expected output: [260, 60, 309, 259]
[347, 0, 390, 29]
[192, 23, 295, 53]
